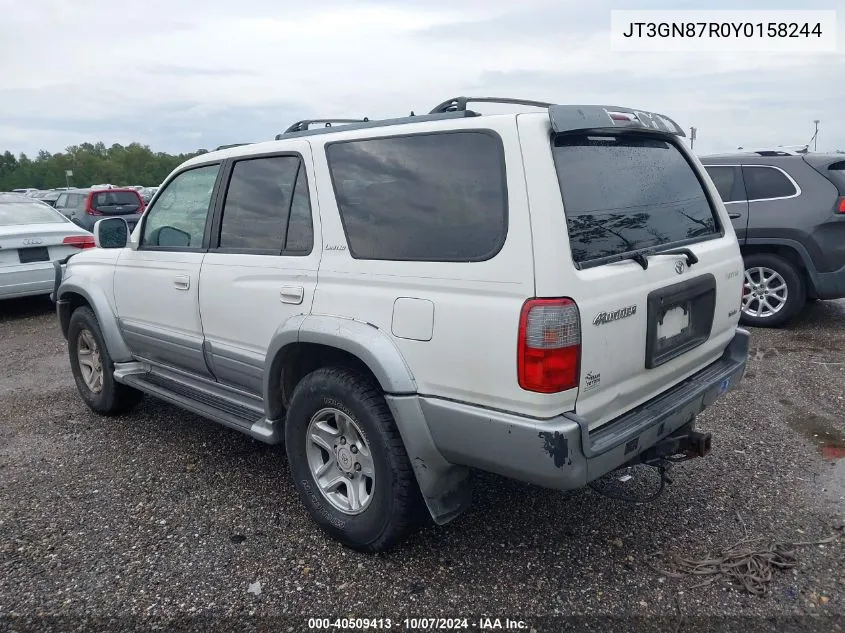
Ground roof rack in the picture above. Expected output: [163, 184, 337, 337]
[429, 96, 553, 114]
[277, 118, 370, 139]
[735, 145, 809, 156]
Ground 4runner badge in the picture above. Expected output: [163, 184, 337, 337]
[593, 305, 637, 326]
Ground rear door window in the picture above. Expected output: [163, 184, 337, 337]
[741, 166, 797, 201]
[552, 135, 720, 266]
[217, 155, 313, 254]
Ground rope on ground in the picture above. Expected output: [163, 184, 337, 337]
[648, 533, 838, 595]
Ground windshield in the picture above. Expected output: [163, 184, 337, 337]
[552, 134, 720, 265]
[0, 201, 67, 226]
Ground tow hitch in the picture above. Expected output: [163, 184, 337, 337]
[588, 424, 713, 503]
[639, 428, 713, 463]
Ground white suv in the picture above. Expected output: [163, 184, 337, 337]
[53, 97, 749, 552]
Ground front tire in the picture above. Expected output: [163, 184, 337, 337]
[285, 367, 423, 552]
[740, 253, 806, 328]
[67, 307, 142, 415]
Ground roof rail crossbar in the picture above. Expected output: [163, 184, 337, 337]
[429, 96, 554, 114]
[279, 118, 370, 138]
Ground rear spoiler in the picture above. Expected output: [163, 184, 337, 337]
[549, 105, 686, 137]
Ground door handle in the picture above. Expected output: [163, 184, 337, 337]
[280, 285, 304, 305]
[173, 275, 190, 290]
[728, 213, 742, 219]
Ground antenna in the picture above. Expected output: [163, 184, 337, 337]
[810, 120, 820, 152]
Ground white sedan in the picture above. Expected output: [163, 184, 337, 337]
[0, 193, 95, 300]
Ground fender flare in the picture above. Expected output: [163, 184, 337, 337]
[742, 237, 821, 288]
[57, 281, 133, 362]
[263, 314, 417, 419]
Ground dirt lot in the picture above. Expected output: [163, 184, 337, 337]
[0, 296, 843, 632]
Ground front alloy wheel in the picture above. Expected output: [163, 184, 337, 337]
[76, 329, 104, 393]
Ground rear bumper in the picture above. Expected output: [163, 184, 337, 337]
[422, 328, 750, 490]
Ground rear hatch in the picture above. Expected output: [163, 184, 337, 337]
[548, 118, 741, 429]
[90, 190, 142, 215]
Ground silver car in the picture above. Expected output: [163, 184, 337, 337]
[0, 194, 95, 300]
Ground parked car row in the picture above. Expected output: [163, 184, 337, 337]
[4, 184, 159, 207]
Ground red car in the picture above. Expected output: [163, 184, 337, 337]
[55, 188, 145, 232]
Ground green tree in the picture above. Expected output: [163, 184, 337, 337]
[0, 142, 207, 190]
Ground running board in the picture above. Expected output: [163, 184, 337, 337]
[117, 370, 282, 445]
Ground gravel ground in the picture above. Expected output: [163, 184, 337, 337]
[0, 296, 843, 632]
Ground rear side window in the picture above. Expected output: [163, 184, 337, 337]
[741, 166, 797, 201]
[704, 166, 743, 202]
[552, 135, 720, 266]
[218, 155, 313, 253]
[326, 132, 507, 261]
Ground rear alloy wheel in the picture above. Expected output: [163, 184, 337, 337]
[740, 254, 805, 328]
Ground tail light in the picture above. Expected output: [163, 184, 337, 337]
[836, 196, 845, 214]
[63, 235, 96, 249]
[517, 298, 581, 393]
[84, 196, 102, 216]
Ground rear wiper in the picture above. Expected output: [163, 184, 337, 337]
[651, 247, 699, 267]
[615, 247, 698, 271]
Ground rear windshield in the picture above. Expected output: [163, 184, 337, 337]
[552, 135, 720, 266]
[93, 191, 141, 208]
[0, 202, 66, 226]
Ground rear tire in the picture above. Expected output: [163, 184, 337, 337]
[68, 307, 142, 415]
[285, 367, 423, 552]
[739, 253, 805, 328]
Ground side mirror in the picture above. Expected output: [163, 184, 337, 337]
[93, 217, 129, 249]
[157, 226, 192, 248]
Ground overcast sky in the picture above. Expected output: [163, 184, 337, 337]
[1, 0, 842, 156]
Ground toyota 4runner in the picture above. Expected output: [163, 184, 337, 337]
[53, 97, 749, 552]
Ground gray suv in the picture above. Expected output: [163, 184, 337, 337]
[701, 151, 845, 327]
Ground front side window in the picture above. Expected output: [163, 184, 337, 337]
[326, 132, 508, 261]
[552, 134, 720, 265]
[55, 193, 68, 208]
[141, 164, 220, 249]
[217, 155, 313, 253]
[742, 165, 797, 201]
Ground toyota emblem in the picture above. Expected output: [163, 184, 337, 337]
[674, 260, 685, 275]
[22, 238, 43, 246]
